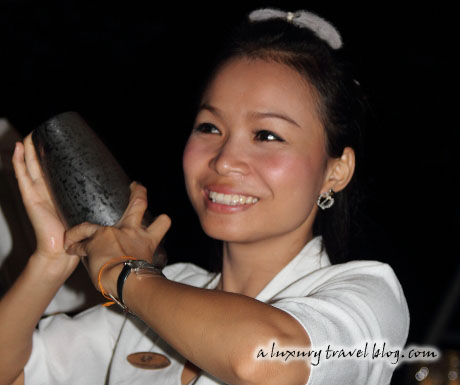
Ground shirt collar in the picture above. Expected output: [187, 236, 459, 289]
[205, 236, 330, 301]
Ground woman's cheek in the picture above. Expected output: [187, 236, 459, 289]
[183, 138, 203, 200]
[261, 151, 325, 198]
[183, 138, 204, 178]
[258, 151, 310, 181]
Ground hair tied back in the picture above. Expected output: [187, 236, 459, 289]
[248, 8, 343, 50]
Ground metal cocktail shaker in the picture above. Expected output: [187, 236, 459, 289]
[32, 111, 166, 267]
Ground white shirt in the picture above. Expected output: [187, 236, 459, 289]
[25, 237, 409, 385]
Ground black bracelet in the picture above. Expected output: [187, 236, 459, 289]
[114, 260, 165, 312]
[117, 262, 133, 311]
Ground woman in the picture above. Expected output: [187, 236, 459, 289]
[0, 8, 409, 385]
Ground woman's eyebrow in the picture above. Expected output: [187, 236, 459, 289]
[247, 111, 300, 128]
[198, 103, 300, 128]
[198, 103, 221, 116]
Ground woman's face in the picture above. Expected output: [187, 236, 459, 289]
[183, 57, 332, 245]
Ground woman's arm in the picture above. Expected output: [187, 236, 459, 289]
[0, 138, 80, 385]
[0, 254, 69, 385]
[65, 185, 312, 385]
[123, 266, 311, 385]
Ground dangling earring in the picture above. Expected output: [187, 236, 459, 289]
[317, 189, 335, 210]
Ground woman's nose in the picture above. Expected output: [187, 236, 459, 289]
[209, 136, 250, 176]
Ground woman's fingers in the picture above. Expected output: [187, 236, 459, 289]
[147, 214, 171, 245]
[118, 182, 149, 228]
[23, 134, 44, 182]
[64, 222, 100, 255]
[12, 142, 33, 196]
[12, 138, 48, 205]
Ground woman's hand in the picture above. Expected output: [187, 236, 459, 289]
[12, 134, 80, 282]
[64, 182, 171, 296]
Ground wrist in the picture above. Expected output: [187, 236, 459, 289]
[96, 256, 142, 307]
[99, 262, 124, 298]
[99, 258, 165, 313]
[26, 252, 70, 288]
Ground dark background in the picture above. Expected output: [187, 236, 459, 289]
[0, 1, 457, 382]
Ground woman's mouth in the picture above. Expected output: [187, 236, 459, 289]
[208, 190, 259, 206]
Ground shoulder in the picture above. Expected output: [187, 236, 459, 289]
[272, 260, 409, 384]
[272, 256, 406, 305]
[310, 260, 406, 300]
[272, 259, 409, 346]
[278, 258, 408, 318]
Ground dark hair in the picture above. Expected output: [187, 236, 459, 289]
[194, 11, 367, 264]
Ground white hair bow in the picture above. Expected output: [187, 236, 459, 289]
[248, 8, 343, 50]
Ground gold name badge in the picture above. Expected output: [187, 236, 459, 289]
[127, 352, 171, 369]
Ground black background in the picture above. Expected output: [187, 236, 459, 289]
[0, 0, 458, 374]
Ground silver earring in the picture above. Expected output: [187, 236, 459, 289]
[317, 189, 335, 210]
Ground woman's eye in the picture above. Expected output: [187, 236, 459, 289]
[194, 123, 220, 134]
[254, 130, 285, 142]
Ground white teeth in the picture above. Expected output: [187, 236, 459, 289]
[208, 191, 259, 206]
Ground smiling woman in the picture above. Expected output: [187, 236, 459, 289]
[0, 7, 408, 385]
[183, 58, 349, 251]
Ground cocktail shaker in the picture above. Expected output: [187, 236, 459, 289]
[32, 111, 166, 267]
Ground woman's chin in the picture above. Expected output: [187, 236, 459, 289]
[200, 221, 256, 244]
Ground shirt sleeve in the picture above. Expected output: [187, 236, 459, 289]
[271, 261, 409, 385]
[24, 306, 126, 385]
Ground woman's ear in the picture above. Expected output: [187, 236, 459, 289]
[323, 147, 355, 193]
